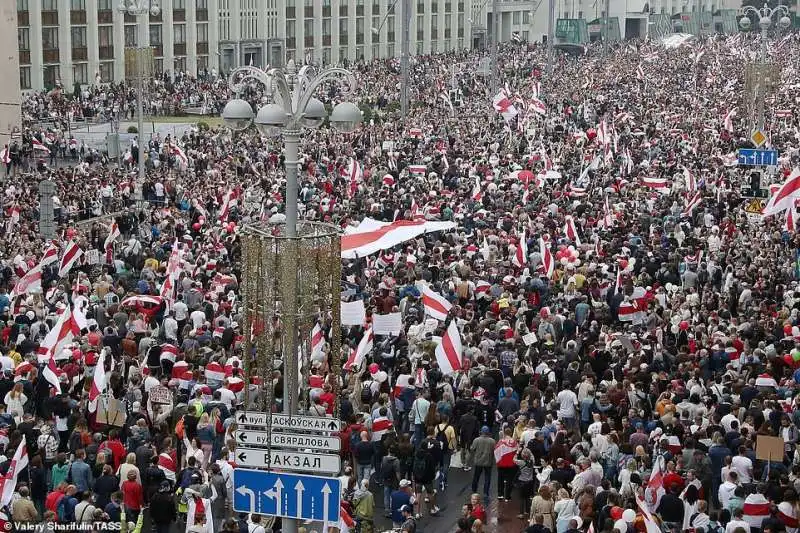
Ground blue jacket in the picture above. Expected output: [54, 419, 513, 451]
[70, 459, 92, 492]
[390, 489, 411, 524]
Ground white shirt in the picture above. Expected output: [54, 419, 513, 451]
[556, 389, 578, 419]
[730, 455, 753, 483]
[720, 412, 738, 433]
[173, 301, 189, 321]
[190, 310, 206, 329]
[718, 480, 738, 509]
[217, 388, 236, 408]
[725, 520, 750, 533]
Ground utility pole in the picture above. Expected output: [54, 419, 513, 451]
[400, 0, 411, 117]
[603, 0, 611, 55]
[547, 0, 554, 73]
[490, 0, 499, 94]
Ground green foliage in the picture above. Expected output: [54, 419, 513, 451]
[196, 121, 210, 132]
[127, 125, 138, 134]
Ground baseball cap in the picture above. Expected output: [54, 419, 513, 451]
[399, 479, 412, 488]
[480, 426, 490, 434]
[400, 505, 413, 513]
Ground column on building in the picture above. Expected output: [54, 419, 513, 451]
[58, 1, 72, 87]
[208, 0, 220, 72]
[163, 0, 175, 80]
[30, 0, 44, 90]
[112, 7, 125, 83]
[187, 2, 197, 75]
[231, 0, 241, 66]
[87, 0, 99, 83]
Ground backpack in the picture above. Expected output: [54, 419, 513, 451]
[380, 457, 397, 484]
[435, 424, 450, 450]
[178, 467, 197, 489]
[361, 382, 373, 404]
[350, 428, 362, 452]
[412, 449, 431, 481]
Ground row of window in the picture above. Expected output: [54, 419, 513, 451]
[19, 23, 209, 53]
[21, 55, 210, 90]
[285, 39, 466, 64]
[17, 0, 208, 12]
[285, 0, 465, 11]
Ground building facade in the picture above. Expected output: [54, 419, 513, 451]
[17, 0, 220, 92]
[1, 3, 22, 147]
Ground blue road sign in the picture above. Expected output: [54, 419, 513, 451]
[233, 468, 341, 523]
[737, 149, 779, 167]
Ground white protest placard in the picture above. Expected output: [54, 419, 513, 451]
[373, 313, 402, 336]
[341, 300, 366, 326]
[86, 249, 100, 265]
[406, 324, 423, 340]
[381, 141, 395, 152]
[422, 318, 438, 335]
[522, 332, 538, 346]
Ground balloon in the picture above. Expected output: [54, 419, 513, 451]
[622, 509, 636, 523]
[192, 223, 201, 231]
[679, 321, 689, 331]
[613, 519, 627, 532]
[610, 507, 623, 520]
[785, 324, 793, 336]
[784, 354, 794, 367]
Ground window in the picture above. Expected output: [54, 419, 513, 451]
[71, 0, 85, 9]
[339, 18, 348, 45]
[416, 42, 423, 54]
[42, 27, 58, 49]
[523, 10, 530, 23]
[71, 26, 87, 47]
[43, 65, 59, 88]
[41, 0, 56, 10]
[417, 2, 424, 14]
[174, 24, 186, 44]
[173, 0, 185, 8]
[197, 55, 208, 71]
[124, 25, 137, 46]
[154, 59, 163, 74]
[97, 0, 112, 9]
[372, 44, 379, 58]
[197, 23, 208, 42]
[356, 17, 364, 43]
[322, 47, 331, 64]
[149, 24, 162, 45]
[197, 0, 207, 8]
[287, 21, 295, 37]
[417, 14, 424, 40]
[513, 11, 520, 24]
[18, 28, 29, 50]
[74, 63, 88, 84]
[17, 0, 28, 10]
[174, 57, 186, 73]
[386, 42, 394, 56]
[387, 15, 395, 38]
[323, 18, 331, 35]
[100, 61, 114, 83]
[339, 47, 347, 63]
[19, 67, 30, 89]
[372, 16, 380, 34]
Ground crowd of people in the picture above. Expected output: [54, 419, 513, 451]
[0, 30, 800, 533]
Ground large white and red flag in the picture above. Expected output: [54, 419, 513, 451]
[764, 168, 800, 217]
[434, 320, 463, 375]
[341, 218, 456, 259]
[311, 323, 325, 357]
[10, 263, 43, 299]
[564, 215, 581, 246]
[723, 108, 736, 133]
[343, 328, 373, 371]
[104, 220, 120, 250]
[540, 237, 554, 278]
[787, 207, 796, 233]
[218, 190, 238, 222]
[512, 230, 527, 267]
[58, 240, 83, 278]
[88, 348, 108, 412]
[0, 435, 28, 507]
[641, 176, 670, 194]
[170, 144, 189, 168]
[37, 305, 81, 363]
[39, 242, 60, 268]
[643, 455, 666, 513]
[32, 138, 50, 153]
[492, 91, 518, 123]
[42, 352, 61, 391]
[0, 147, 10, 165]
[683, 166, 697, 192]
[422, 285, 452, 321]
[682, 191, 703, 217]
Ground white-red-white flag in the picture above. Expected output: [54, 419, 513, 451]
[10, 264, 43, 299]
[641, 176, 670, 194]
[512, 230, 528, 267]
[564, 215, 581, 246]
[311, 323, 325, 357]
[540, 237, 554, 278]
[764, 168, 800, 217]
[787, 207, 796, 233]
[683, 191, 703, 217]
[683, 166, 697, 192]
[42, 353, 61, 391]
[0, 148, 10, 165]
[492, 91, 518, 123]
[39, 242, 59, 268]
[58, 240, 83, 278]
[0, 435, 28, 507]
[32, 138, 50, 153]
[723, 108, 736, 133]
[88, 348, 107, 412]
[37, 306, 81, 363]
[434, 320, 463, 375]
[343, 328, 373, 371]
[103, 220, 120, 250]
[422, 285, 452, 321]
[472, 176, 483, 202]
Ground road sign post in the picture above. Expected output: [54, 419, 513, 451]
[233, 469, 341, 522]
[235, 447, 342, 475]
[237, 412, 342, 432]
[235, 430, 341, 451]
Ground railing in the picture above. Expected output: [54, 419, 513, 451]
[41, 10, 59, 25]
[174, 43, 186, 55]
[17, 11, 29, 26]
[43, 49, 60, 63]
[70, 10, 87, 24]
[196, 42, 209, 54]
[98, 9, 113, 23]
[286, 7, 295, 18]
[19, 51, 31, 65]
[196, 8, 208, 21]
[173, 8, 185, 21]
[99, 46, 114, 60]
[72, 47, 88, 61]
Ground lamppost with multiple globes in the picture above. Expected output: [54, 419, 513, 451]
[739, 3, 791, 131]
[117, 0, 160, 208]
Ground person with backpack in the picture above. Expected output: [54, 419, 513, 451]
[413, 428, 442, 518]
[379, 445, 401, 518]
[177, 456, 200, 490]
[435, 414, 457, 491]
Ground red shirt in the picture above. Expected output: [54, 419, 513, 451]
[45, 490, 65, 514]
[471, 504, 487, 523]
[662, 471, 684, 493]
[102, 439, 126, 470]
[121, 480, 143, 511]
[319, 392, 335, 414]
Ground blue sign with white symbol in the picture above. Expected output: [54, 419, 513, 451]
[233, 468, 341, 523]
[737, 149, 779, 167]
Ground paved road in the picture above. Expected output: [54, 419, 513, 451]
[370, 467, 528, 533]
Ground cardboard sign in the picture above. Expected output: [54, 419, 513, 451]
[85, 249, 100, 265]
[756, 435, 785, 461]
[149, 385, 172, 404]
[96, 397, 126, 427]
[373, 313, 402, 336]
[341, 300, 366, 326]
[522, 332, 538, 346]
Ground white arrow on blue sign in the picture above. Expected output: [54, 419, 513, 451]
[233, 468, 341, 523]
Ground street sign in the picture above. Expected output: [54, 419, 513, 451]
[233, 468, 341, 523]
[737, 148, 778, 167]
[237, 412, 342, 432]
[235, 447, 342, 474]
[750, 129, 767, 148]
[744, 198, 766, 214]
[235, 430, 341, 452]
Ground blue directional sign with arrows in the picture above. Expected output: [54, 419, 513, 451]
[737, 148, 779, 167]
[233, 468, 341, 523]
